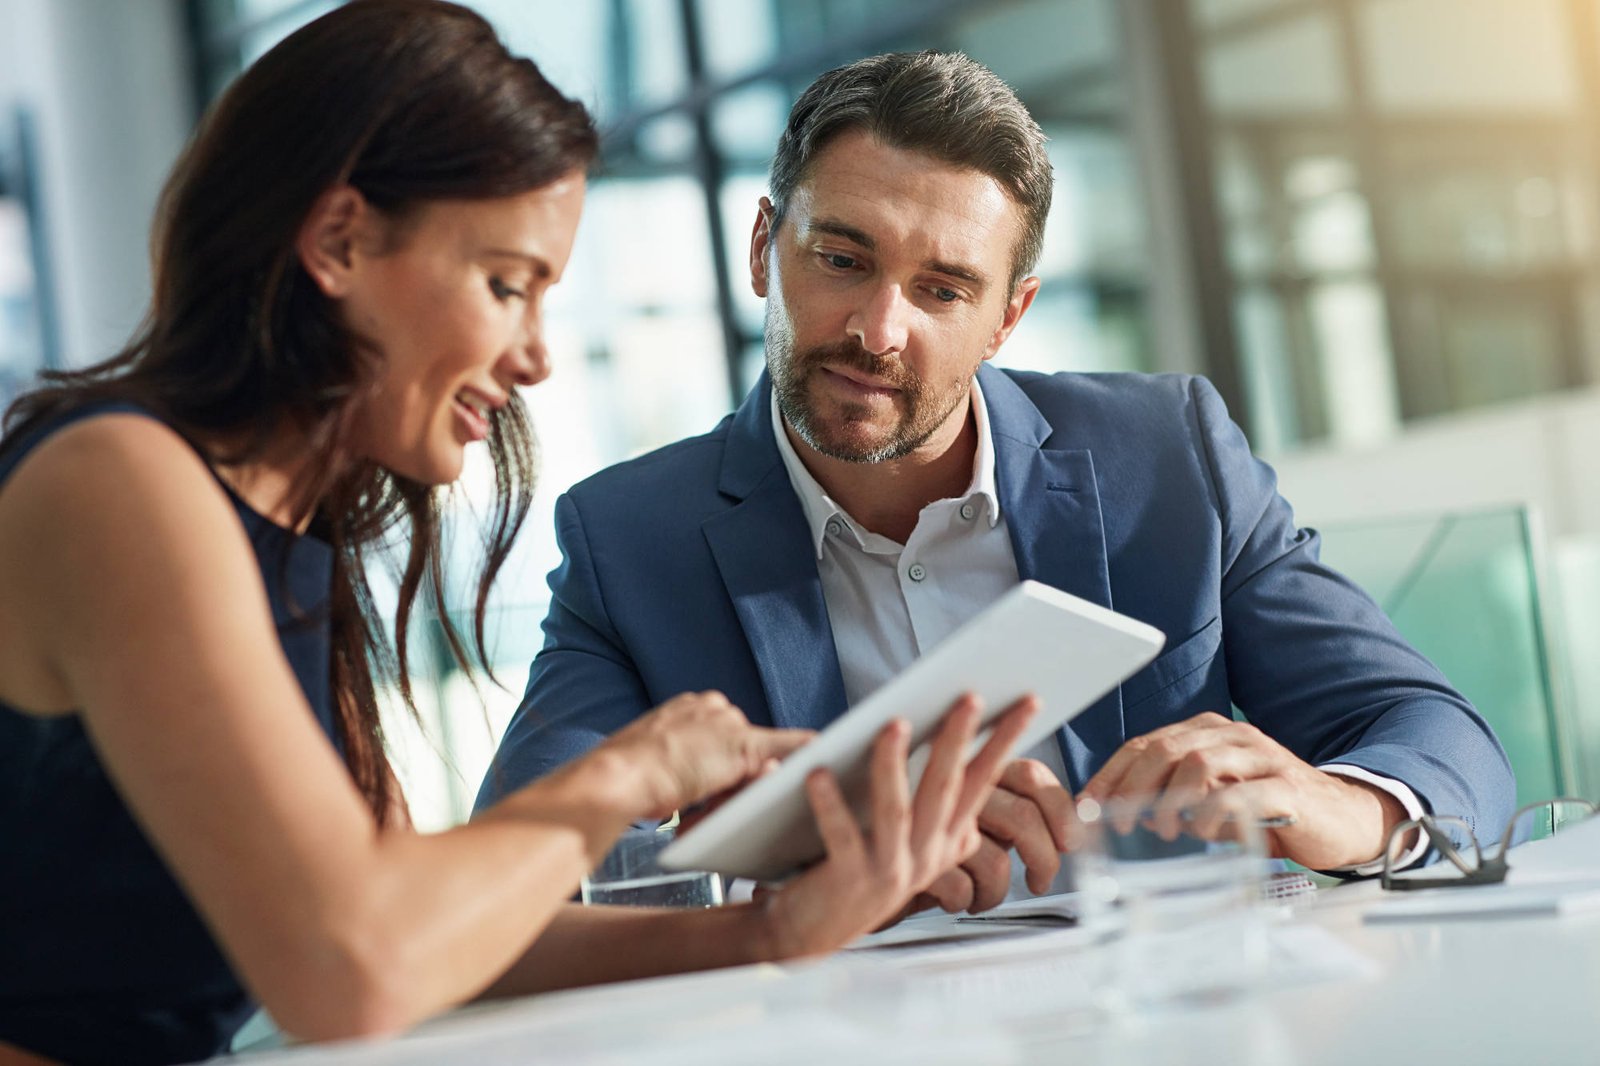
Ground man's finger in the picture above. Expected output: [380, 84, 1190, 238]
[998, 758, 1077, 852]
[979, 789, 1060, 895]
[924, 867, 976, 913]
[1081, 711, 1230, 800]
[1093, 720, 1242, 807]
[1188, 779, 1293, 848]
[1149, 743, 1280, 838]
[963, 834, 1013, 913]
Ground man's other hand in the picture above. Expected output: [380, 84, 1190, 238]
[1080, 711, 1407, 870]
[921, 758, 1081, 913]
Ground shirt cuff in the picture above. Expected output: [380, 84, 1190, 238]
[1318, 764, 1427, 875]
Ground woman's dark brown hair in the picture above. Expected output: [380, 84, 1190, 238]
[1, 0, 598, 822]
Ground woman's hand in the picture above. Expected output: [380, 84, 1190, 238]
[586, 690, 814, 823]
[755, 693, 1038, 959]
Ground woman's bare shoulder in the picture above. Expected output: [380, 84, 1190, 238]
[2, 409, 216, 502]
[0, 403, 236, 528]
[7, 408, 273, 579]
[7, 410, 204, 478]
[0, 412, 263, 709]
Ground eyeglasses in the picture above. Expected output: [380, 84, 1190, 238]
[1380, 797, 1598, 891]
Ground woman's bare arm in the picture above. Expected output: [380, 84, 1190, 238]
[0, 415, 792, 1042]
[479, 902, 776, 997]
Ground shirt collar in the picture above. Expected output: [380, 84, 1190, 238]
[770, 375, 1003, 560]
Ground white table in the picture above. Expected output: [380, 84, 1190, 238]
[235, 846, 1600, 1065]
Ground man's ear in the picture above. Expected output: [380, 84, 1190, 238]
[749, 196, 776, 298]
[982, 275, 1042, 361]
[295, 185, 369, 298]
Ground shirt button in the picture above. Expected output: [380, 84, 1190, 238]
[908, 562, 927, 582]
[826, 519, 843, 538]
[959, 501, 977, 521]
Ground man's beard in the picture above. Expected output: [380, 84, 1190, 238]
[766, 310, 969, 464]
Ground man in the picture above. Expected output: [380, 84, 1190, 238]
[477, 52, 1513, 910]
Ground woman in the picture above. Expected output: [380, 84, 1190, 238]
[0, 2, 1032, 1064]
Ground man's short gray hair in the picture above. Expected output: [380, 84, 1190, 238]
[769, 51, 1053, 293]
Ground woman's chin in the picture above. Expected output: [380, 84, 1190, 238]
[378, 451, 464, 487]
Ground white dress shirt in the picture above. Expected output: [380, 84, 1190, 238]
[771, 380, 1425, 888]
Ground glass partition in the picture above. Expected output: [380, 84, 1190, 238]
[1552, 540, 1600, 806]
[1315, 506, 1571, 809]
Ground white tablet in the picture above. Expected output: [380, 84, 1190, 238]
[658, 580, 1166, 882]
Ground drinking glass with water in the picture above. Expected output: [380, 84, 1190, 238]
[1073, 793, 1271, 1013]
[581, 825, 723, 908]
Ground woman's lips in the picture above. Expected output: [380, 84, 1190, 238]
[453, 396, 490, 441]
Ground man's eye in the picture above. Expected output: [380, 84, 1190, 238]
[931, 287, 959, 303]
[824, 253, 857, 270]
[489, 277, 526, 302]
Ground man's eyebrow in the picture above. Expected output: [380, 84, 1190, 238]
[809, 218, 876, 251]
[809, 218, 988, 288]
[483, 247, 553, 279]
[927, 259, 987, 287]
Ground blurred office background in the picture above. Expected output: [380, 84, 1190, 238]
[3, 0, 1600, 825]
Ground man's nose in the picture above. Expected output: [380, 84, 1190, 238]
[846, 283, 911, 356]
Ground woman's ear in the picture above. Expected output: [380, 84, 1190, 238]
[295, 185, 369, 298]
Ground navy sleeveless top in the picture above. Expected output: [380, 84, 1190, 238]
[0, 404, 339, 1065]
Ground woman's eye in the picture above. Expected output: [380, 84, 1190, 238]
[488, 277, 527, 302]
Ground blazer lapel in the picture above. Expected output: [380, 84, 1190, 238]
[702, 379, 847, 731]
[983, 367, 1126, 790]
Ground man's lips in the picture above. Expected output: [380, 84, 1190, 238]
[819, 365, 899, 397]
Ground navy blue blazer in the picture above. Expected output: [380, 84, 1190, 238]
[478, 366, 1513, 844]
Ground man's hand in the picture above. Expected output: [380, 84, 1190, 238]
[1081, 711, 1408, 870]
[921, 758, 1081, 913]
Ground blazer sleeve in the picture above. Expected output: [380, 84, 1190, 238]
[1189, 377, 1516, 842]
[473, 491, 653, 811]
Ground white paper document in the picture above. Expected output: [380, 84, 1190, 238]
[851, 905, 1373, 1003]
[1364, 813, 1600, 923]
[1363, 879, 1600, 922]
